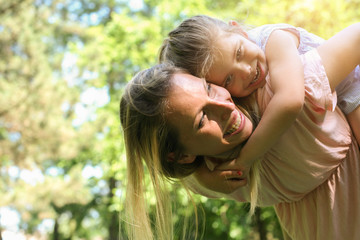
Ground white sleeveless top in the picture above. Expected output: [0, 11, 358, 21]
[248, 23, 360, 114]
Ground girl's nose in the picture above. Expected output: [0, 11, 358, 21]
[237, 63, 252, 81]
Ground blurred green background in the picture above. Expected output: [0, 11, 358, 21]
[0, 0, 358, 239]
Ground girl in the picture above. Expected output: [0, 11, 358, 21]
[159, 15, 360, 177]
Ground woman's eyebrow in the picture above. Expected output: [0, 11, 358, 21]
[192, 78, 207, 130]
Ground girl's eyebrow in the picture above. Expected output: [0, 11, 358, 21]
[232, 39, 238, 62]
[221, 39, 238, 86]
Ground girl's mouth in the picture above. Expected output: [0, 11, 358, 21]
[249, 63, 265, 88]
[250, 67, 260, 85]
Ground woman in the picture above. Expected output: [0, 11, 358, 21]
[120, 23, 360, 239]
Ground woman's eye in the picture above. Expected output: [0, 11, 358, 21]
[206, 83, 212, 93]
[198, 112, 206, 129]
[207, 83, 215, 98]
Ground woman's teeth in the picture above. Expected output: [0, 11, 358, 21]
[250, 67, 260, 84]
[225, 112, 241, 135]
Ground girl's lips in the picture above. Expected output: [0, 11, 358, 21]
[224, 109, 245, 138]
[249, 62, 265, 88]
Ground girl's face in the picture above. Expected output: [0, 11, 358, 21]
[206, 32, 268, 97]
[167, 73, 254, 158]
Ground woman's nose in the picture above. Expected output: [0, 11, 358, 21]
[209, 99, 235, 120]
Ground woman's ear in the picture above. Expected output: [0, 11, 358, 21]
[167, 152, 196, 164]
[179, 154, 197, 164]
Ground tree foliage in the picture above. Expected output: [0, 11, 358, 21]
[1, 0, 359, 239]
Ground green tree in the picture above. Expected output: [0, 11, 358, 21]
[2, 0, 359, 239]
[0, 0, 99, 238]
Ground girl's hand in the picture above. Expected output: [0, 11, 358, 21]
[194, 161, 247, 194]
[214, 154, 251, 181]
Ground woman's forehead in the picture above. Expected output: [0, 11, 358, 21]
[167, 73, 205, 126]
[171, 72, 205, 90]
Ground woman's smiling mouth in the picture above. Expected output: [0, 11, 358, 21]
[224, 110, 245, 137]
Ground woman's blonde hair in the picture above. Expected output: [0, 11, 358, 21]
[120, 63, 205, 240]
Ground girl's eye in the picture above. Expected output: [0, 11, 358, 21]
[224, 75, 233, 88]
[236, 47, 242, 61]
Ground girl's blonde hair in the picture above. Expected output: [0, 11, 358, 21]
[159, 15, 247, 79]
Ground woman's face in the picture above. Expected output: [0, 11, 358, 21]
[166, 73, 254, 157]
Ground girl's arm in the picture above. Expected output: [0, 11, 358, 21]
[235, 30, 304, 173]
